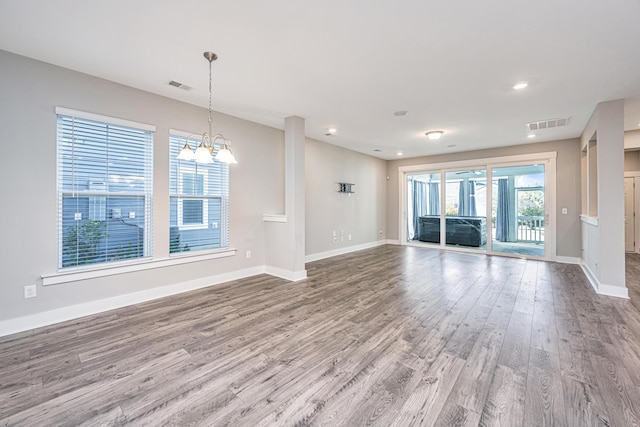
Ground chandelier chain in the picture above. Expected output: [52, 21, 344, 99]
[208, 57, 213, 133]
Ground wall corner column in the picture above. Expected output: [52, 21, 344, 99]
[263, 116, 306, 280]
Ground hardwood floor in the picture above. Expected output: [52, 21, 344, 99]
[2, 246, 640, 426]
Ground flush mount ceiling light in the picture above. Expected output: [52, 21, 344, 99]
[527, 134, 536, 138]
[425, 131, 444, 140]
[177, 52, 237, 164]
[512, 82, 529, 90]
[397, 151, 403, 156]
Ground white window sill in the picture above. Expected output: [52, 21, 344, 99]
[580, 215, 599, 226]
[42, 248, 236, 286]
[263, 214, 287, 223]
[177, 224, 211, 231]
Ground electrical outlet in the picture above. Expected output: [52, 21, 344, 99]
[24, 285, 36, 299]
[245, 250, 252, 259]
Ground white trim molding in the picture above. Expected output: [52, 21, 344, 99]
[555, 256, 581, 264]
[2, 266, 264, 337]
[397, 151, 558, 174]
[580, 263, 629, 299]
[263, 214, 287, 223]
[264, 266, 307, 281]
[305, 240, 389, 263]
[598, 283, 630, 299]
[580, 215, 599, 226]
[56, 106, 156, 132]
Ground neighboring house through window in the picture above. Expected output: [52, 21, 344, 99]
[177, 168, 207, 229]
[169, 131, 229, 254]
[56, 107, 154, 269]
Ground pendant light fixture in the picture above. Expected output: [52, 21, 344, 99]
[177, 51, 237, 164]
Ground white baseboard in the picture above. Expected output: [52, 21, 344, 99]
[1, 261, 321, 338]
[555, 256, 581, 264]
[305, 240, 389, 263]
[0, 266, 265, 338]
[580, 262, 599, 294]
[385, 239, 401, 245]
[264, 266, 307, 282]
[597, 283, 629, 299]
[580, 262, 629, 299]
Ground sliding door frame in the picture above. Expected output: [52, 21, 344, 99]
[399, 151, 557, 260]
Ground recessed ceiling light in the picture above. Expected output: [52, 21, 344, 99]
[425, 131, 444, 140]
[512, 82, 529, 90]
[327, 128, 337, 134]
[527, 134, 536, 138]
[394, 110, 409, 117]
[397, 151, 403, 156]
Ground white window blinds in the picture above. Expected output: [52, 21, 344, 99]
[56, 109, 154, 269]
[169, 132, 229, 254]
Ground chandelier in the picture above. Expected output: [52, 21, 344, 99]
[177, 52, 237, 164]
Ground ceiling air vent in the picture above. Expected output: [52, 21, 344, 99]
[168, 80, 193, 91]
[527, 116, 570, 131]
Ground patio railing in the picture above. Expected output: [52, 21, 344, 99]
[517, 215, 544, 242]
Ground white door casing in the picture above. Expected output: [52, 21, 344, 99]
[624, 177, 635, 252]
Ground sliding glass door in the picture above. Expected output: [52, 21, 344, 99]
[406, 173, 441, 245]
[490, 164, 545, 257]
[402, 155, 554, 260]
[444, 169, 487, 251]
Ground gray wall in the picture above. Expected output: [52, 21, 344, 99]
[386, 139, 582, 258]
[0, 50, 285, 322]
[305, 138, 387, 255]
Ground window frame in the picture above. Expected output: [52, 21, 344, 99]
[169, 129, 230, 255]
[55, 107, 155, 271]
[176, 166, 209, 230]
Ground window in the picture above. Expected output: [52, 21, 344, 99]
[56, 108, 154, 269]
[177, 168, 208, 228]
[169, 131, 229, 254]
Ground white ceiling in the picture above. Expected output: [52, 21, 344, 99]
[1, 1, 640, 160]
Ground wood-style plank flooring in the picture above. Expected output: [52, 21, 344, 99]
[2, 246, 640, 426]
